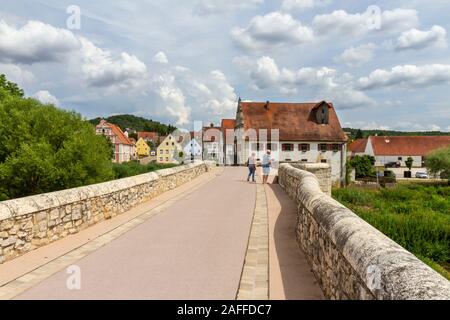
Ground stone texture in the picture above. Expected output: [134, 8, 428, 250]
[278, 163, 450, 300]
[0, 162, 209, 264]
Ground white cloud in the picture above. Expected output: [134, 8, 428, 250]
[157, 74, 191, 126]
[0, 20, 80, 64]
[313, 8, 418, 38]
[78, 38, 148, 89]
[231, 12, 314, 50]
[238, 56, 375, 109]
[33, 90, 59, 106]
[0, 63, 35, 83]
[281, 0, 330, 12]
[335, 43, 376, 67]
[194, 0, 263, 16]
[358, 64, 450, 90]
[394, 25, 447, 50]
[153, 51, 169, 64]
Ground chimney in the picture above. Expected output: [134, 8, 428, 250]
[265, 100, 270, 110]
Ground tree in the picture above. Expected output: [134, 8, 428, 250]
[348, 155, 376, 178]
[426, 147, 450, 180]
[0, 74, 24, 98]
[405, 157, 414, 172]
[0, 76, 114, 200]
[355, 129, 364, 139]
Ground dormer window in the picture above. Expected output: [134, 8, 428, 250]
[315, 102, 330, 125]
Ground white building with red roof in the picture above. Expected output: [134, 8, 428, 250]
[96, 120, 136, 163]
[349, 136, 450, 168]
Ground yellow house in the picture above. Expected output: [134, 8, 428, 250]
[157, 134, 182, 164]
[136, 137, 150, 158]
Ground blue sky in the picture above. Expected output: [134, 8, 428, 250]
[0, 0, 449, 131]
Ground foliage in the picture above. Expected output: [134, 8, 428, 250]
[333, 184, 450, 279]
[426, 146, 450, 180]
[89, 114, 176, 136]
[0, 74, 24, 98]
[348, 155, 376, 178]
[112, 161, 176, 179]
[0, 76, 114, 200]
[405, 157, 414, 171]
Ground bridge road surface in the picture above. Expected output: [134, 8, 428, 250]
[16, 167, 256, 300]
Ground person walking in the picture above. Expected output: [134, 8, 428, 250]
[262, 150, 272, 184]
[247, 153, 256, 183]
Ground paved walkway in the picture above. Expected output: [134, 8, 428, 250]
[0, 167, 323, 300]
[13, 167, 256, 300]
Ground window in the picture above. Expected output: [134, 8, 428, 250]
[398, 157, 403, 161]
[267, 143, 278, 151]
[321, 159, 327, 163]
[300, 144, 310, 152]
[166, 142, 169, 146]
[282, 144, 294, 151]
[159, 157, 163, 161]
[166, 157, 169, 161]
[319, 144, 328, 152]
[172, 142, 175, 146]
[285, 159, 292, 162]
[332, 144, 340, 152]
[301, 159, 308, 162]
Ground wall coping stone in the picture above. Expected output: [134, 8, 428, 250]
[0, 162, 206, 221]
[279, 163, 450, 300]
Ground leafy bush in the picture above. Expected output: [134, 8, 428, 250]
[427, 146, 450, 179]
[348, 155, 376, 178]
[333, 184, 450, 279]
[0, 76, 114, 200]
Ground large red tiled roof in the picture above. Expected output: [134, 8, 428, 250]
[240, 101, 348, 142]
[370, 136, 450, 156]
[348, 138, 368, 153]
[108, 122, 134, 146]
[138, 132, 159, 141]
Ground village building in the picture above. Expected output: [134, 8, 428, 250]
[96, 120, 135, 163]
[137, 131, 159, 146]
[157, 134, 182, 164]
[233, 100, 348, 183]
[183, 132, 203, 161]
[349, 136, 450, 168]
[203, 124, 223, 164]
[135, 137, 151, 158]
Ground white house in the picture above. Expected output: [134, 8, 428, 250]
[349, 136, 450, 168]
[233, 100, 348, 183]
[184, 135, 203, 160]
[203, 125, 223, 165]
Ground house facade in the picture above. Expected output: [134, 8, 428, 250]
[184, 136, 203, 160]
[203, 125, 223, 164]
[96, 120, 135, 163]
[137, 132, 159, 146]
[135, 137, 151, 158]
[156, 134, 182, 164]
[233, 100, 348, 183]
[349, 136, 450, 168]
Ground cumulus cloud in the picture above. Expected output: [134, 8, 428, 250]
[394, 25, 447, 50]
[237, 56, 375, 109]
[231, 12, 314, 50]
[0, 20, 148, 90]
[0, 63, 35, 83]
[281, 0, 330, 12]
[335, 43, 376, 67]
[33, 90, 59, 106]
[313, 8, 418, 38]
[153, 51, 169, 64]
[358, 64, 450, 90]
[194, 0, 263, 16]
[0, 20, 80, 64]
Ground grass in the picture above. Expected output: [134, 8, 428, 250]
[112, 161, 177, 179]
[332, 184, 450, 280]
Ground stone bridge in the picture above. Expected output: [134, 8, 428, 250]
[0, 162, 449, 300]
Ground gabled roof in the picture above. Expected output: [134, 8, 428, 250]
[348, 138, 368, 153]
[370, 136, 450, 156]
[239, 101, 348, 142]
[138, 131, 159, 141]
[98, 120, 134, 146]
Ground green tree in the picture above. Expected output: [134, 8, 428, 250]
[348, 155, 376, 178]
[405, 157, 414, 172]
[0, 76, 114, 200]
[355, 129, 364, 139]
[426, 146, 450, 180]
[0, 74, 24, 98]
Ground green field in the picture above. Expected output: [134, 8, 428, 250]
[332, 184, 450, 280]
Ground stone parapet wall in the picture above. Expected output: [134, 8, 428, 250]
[0, 162, 211, 264]
[278, 163, 450, 300]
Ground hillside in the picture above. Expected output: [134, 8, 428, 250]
[89, 114, 176, 135]
[344, 128, 450, 140]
